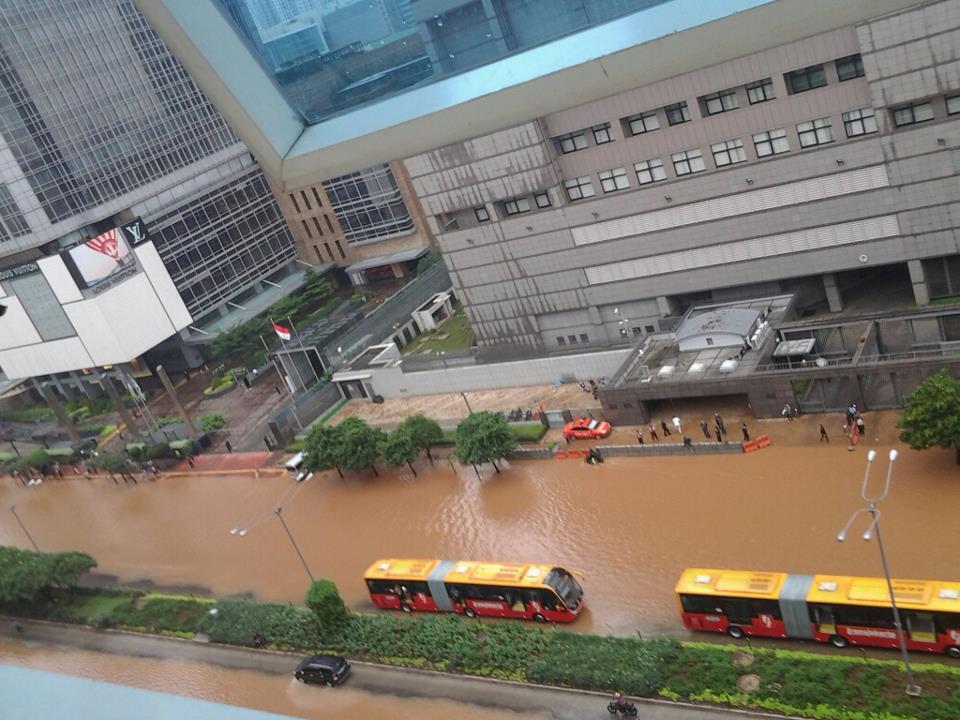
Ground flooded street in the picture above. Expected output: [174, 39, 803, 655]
[0, 636, 544, 720]
[1, 442, 959, 636]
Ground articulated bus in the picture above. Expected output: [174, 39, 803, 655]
[676, 568, 960, 658]
[364, 558, 584, 623]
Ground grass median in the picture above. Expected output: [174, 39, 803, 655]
[4, 588, 958, 719]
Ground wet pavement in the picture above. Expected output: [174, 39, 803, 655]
[2, 430, 958, 638]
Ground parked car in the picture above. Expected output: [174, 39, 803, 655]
[563, 417, 612, 440]
[294, 654, 351, 686]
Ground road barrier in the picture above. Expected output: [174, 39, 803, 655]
[756, 435, 772, 448]
[742, 440, 759, 453]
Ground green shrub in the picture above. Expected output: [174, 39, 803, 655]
[0, 546, 96, 603]
[305, 580, 349, 631]
[126, 443, 145, 461]
[203, 375, 236, 396]
[111, 594, 212, 634]
[24, 448, 50, 469]
[198, 412, 226, 432]
[200, 599, 325, 648]
[144, 443, 171, 460]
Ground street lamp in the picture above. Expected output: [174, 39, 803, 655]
[460, 391, 472, 414]
[10, 505, 39, 551]
[837, 449, 921, 697]
[231, 507, 315, 584]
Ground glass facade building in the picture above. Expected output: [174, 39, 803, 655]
[0, 0, 296, 323]
[322, 164, 414, 245]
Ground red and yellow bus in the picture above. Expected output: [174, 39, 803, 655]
[676, 568, 960, 658]
[365, 558, 584, 623]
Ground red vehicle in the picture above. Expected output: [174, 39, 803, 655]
[563, 417, 612, 440]
[365, 558, 585, 623]
[677, 568, 960, 658]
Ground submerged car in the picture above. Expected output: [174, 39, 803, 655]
[563, 417, 612, 440]
[294, 654, 351, 686]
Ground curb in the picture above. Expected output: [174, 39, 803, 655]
[0, 615, 807, 719]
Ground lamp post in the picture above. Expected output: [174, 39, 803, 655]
[460, 391, 473, 414]
[231, 507, 314, 584]
[837, 449, 921, 697]
[10, 505, 39, 551]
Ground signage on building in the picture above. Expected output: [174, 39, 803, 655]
[120, 217, 149, 246]
[0, 260, 40, 282]
[62, 227, 137, 291]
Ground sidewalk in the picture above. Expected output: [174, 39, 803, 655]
[167, 451, 278, 475]
[0, 619, 789, 720]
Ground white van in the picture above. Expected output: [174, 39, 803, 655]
[285, 452, 312, 482]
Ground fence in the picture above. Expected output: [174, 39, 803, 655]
[266, 382, 341, 448]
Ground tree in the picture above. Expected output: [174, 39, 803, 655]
[24, 448, 50, 473]
[379, 427, 419, 476]
[898, 368, 960, 464]
[397, 413, 443, 462]
[0, 546, 96, 603]
[304, 579, 350, 634]
[303, 423, 344, 478]
[334, 417, 382, 476]
[88, 452, 138, 482]
[455, 411, 517, 474]
[0, 456, 28, 479]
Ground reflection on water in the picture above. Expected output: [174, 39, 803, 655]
[0, 637, 543, 720]
[1, 446, 959, 635]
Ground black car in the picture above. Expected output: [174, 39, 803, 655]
[294, 654, 351, 686]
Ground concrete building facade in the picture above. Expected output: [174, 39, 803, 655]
[403, 0, 960, 353]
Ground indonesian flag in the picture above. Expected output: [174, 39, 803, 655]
[273, 321, 292, 341]
[85, 228, 121, 262]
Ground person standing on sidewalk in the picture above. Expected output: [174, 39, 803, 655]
[699, 419, 710, 439]
[672, 416, 682, 434]
[782, 403, 793, 421]
[225, 440, 233, 453]
[714, 413, 726, 435]
[660, 420, 671, 437]
[649, 424, 659, 442]
[856, 416, 866, 436]
[741, 423, 750, 442]
[635, 430, 644, 445]
[820, 424, 830, 442]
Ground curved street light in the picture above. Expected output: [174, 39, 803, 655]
[837, 449, 921, 698]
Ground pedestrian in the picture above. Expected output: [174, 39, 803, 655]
[635, 430, 644, 445]
[715, 427, 723, 443]
[187, 455, 195, 468]
[672, 416, 682, 434]
[741, 422, 750, 442]
[715, 422, 723, 441]
[660, 419, 671, 437]
[699, 419, 710, 439]
[682, 436, 692, 448]
[150, 462, 160, 480]
[579, 381, 587, 392]
[274, 384, 282, 396]
[183, 369, 191, 382]
[72, 464, 80, 475]
[856, 416, 865, 435]
[242, 375, 251, 390]
[141, 464, 149, 482]
[592, 389, 598, 401]
[715, 413, 726, 435]
[117, 430, 124, 442]
[54, 462, 63, 478]
[820, 424, 830, 442]
[782, 403, 793, 421]
[649, 424, 659, 442]
[225, 440, 233, 453]
[84, 468, 92, 481]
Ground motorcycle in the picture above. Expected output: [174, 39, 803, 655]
[607, 700, 637, 716]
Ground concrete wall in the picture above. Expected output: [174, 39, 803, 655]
[367, 347, 630, 397]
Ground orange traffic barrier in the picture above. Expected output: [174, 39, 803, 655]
[756, 435, 772, 448]
[742, 441, 759, 453]
[554, 451, 569, 459]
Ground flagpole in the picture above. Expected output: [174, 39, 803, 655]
[288, 316, 320, 386]
[263, 332, 304, 434]
[272, 317, 308, 394]
[261, 335, 293, 398]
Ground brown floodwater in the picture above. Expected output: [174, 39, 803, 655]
[0, 637, 542, 720]
[1, 444, 959, 636]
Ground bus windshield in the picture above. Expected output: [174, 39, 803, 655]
[546, 568, 583, 609]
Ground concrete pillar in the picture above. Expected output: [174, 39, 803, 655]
[822, 273, 843, 312]
[32, 379, 80, 443]
[101, 372, 142, 440]
[656, 295, 677, 316]
[50, 374, 76, 401]
[156, 365, 197, 436]
[907, 260, 930, 306]
[391, 263, 404, 279]
[71, 371, 97, 400]
[217, 304, 230, 318]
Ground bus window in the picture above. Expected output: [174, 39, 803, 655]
[680, 594, 723, 615]
[812, 605, 836, 634]
[721, 599, 753, 625]
[906, 612, 936, 643]
[536, 589, 560, 611]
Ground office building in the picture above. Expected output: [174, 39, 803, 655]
[0, 0, 297, 388]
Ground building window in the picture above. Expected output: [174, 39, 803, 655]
[556, 336, 566, 346]
[711, 138, 746, 167]
[664, 101, 691, 125]
[324, 243, 334, 261]
[503, 197, 530, 215]
[534, 192, 552, 208]
[626, 110, 660, 135]
[567, 335, 578, 344]
[706, 337, 715, 346]
[556, 131, 588, 153]
[599, 167, 630, 193]
[746, 78, 774, 104]
[645, 325, 655, 333]
[312, 217, 324, 236]
[634, 158, 666, 185]
[301, 219, 313, 238]
[893, 101, 934, 127]
[842, 107, 878, 137]
[753, 128, 789, 156]
[797, 117, 834, 147]
[702, 89, 739, 115]
[785, 64, 827, 94]
[474, 206, 490, 222]
[948, 96, 960, 115]
[564, 176, 595, 201]
[334, 239, 346, 258]
[300, 190, 312, 210]
[672, 149, 705, 176]
[835, 54, 864, 81]
[311, 187, 323, 207]
[324, 215, 335, 233]
[592, 123, 613, 144]
[289, 193, 301, 213]
[313, 245, 323, 263]
[579, 333, 589, 343]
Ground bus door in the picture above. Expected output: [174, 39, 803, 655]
[813, 605, 837, 635]
[905, 612, 936, 644]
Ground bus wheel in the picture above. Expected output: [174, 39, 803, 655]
[947, 646, 960, 659]
[830, 634, 849, 648]
[464, 608, 477, 618]
[533, 613, 547, 623]
[727, 626, 745, 639]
